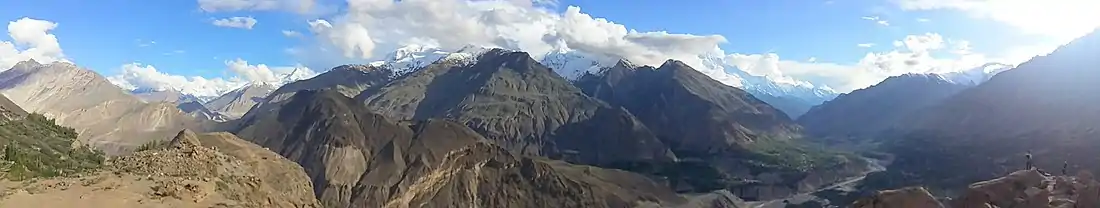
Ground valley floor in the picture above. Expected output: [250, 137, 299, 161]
[745, 156, 888, 208]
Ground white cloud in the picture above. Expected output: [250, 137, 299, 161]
[107, 59, 318, 97]
[107, 63, 242, 96]
[916, 18, 931, 22]
[284, 0, 1047, 92]
[724, 32, 1030, 92]
[298, 0, 725, 80]
[894, 0, 1100, 41]
[857, 43, 875, 48]
[861, 16, 890, 26]
[198, 0, 317, 14]
[1, 17, 67, 71]
[282, 30, 302, 37]
[225, 58, 281, 83]
[212, 16, 258, 29]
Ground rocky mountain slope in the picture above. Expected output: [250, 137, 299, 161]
[178, 101, 228, 122]
[203, 83, 275, 119]
[0, 129, 321, 207]
[0, 60, 199, 154]
[574, 59, 868, 200]
[866, 29, 1100, 191]
[239, 64, 396, 126]
[797, 73, 972, 139]
[231, 89, 700, 208]
[0, 93, 25, 120]
[359, 49, 675, 166]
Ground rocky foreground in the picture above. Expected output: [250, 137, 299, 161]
[854, 169, 1100, 208]
[0, 130, 320, 208]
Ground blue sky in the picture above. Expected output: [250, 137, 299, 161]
[1, 0, 1095, 95]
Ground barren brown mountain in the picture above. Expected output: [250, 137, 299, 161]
[0, 60, 199, 154]
[359, 49, 675, 166]
[232, 89, 695, 208]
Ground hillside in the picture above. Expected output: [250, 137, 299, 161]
[0, 96, 103, 180]
[0, 60, 199, 154]
[0, 129, 321, 207]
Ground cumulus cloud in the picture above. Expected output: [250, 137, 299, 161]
[296, 0, 726, 79]
[857, 43, 875, 48]
[108, 59, 317, 97]
[894, 0, 1100, 41]
[206, 0, 1051, 93]
[107, 63, 242, 96]
[1, 17, 67, 71]
[212, 16, 258, 29]
[726, 33, 1021, 91]
[225, 58, 282, 83]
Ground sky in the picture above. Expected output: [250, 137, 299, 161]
[1, 0, 1097, 97]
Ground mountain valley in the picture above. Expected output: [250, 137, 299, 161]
[1, 23, 1099, 208]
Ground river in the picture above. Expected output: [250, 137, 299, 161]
[744, 157, 888, 208]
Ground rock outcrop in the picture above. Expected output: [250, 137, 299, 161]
[854, 169, 1100, 208]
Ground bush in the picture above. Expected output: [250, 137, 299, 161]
[0, 113, 104, 180]
[134, 140, 168, 152]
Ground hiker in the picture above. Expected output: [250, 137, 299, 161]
[1062, 161, 1068, 175]
[1025, 151, 1033, 170]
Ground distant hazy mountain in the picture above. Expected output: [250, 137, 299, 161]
[797, 63, 1013, 139]
[0, 60, 199, 154]
[130, 88, 203, 104]
[867, 29, 1100, 190]
[202, 83, 275, 119]
[797, 73, 972, 139]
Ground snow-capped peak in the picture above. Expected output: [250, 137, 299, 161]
[937, 63, 1014, 85]
[279, 66, 317, 84]
[369, 44, 453, 77]
[538, 48, 621, 81]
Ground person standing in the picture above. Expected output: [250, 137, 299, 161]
[1062, 161, 1068, 175]
[1025, 151, 1033, 170]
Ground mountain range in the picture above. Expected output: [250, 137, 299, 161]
[4, 26, 1100, 208]
[0, 60, 199, 154]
